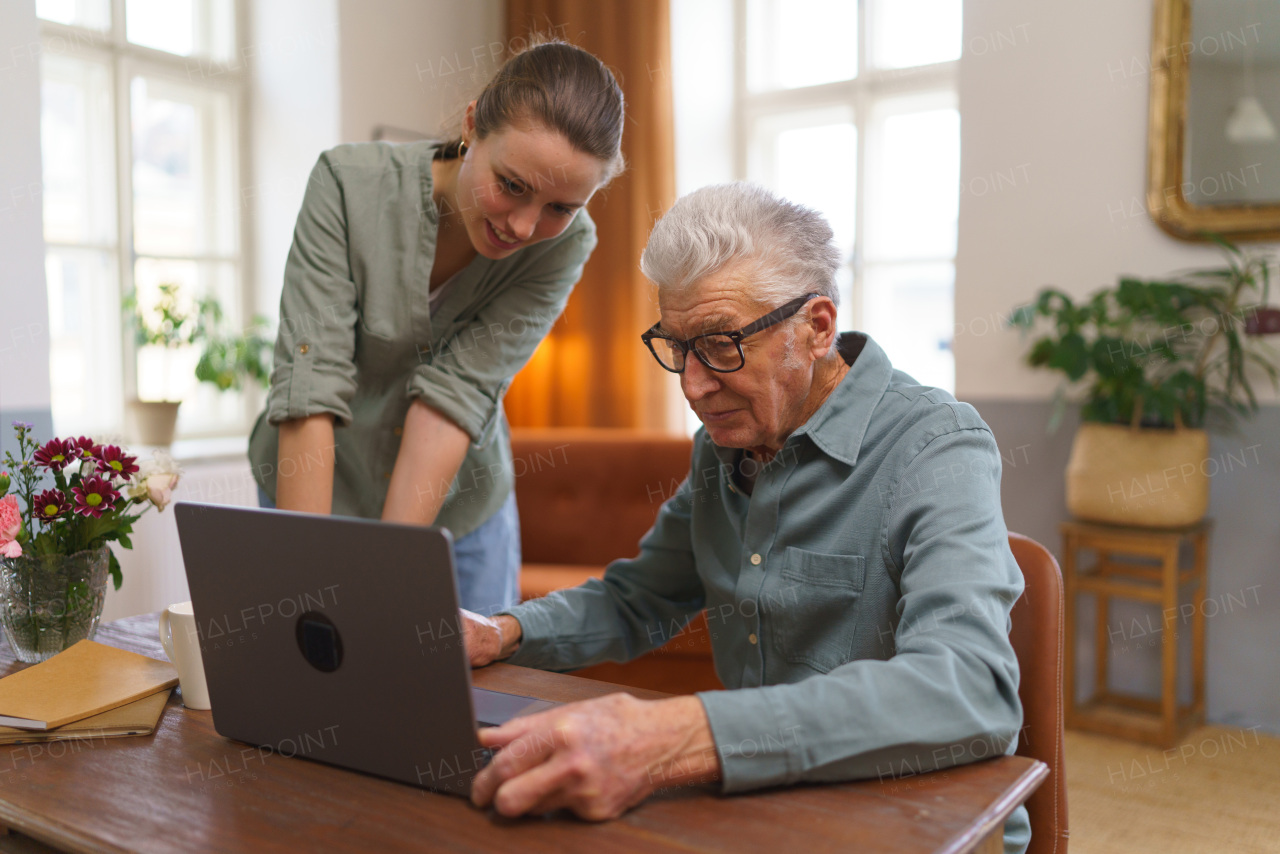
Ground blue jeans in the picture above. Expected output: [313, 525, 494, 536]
[256, 487, 521, 617]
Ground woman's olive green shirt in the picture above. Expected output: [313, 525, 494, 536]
[248, 142, 597, 537]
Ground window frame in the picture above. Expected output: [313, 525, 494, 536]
[37, 0, 257, 441]
[730, 0, 960, 344]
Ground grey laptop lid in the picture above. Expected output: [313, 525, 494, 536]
[173, 502, 551, 796]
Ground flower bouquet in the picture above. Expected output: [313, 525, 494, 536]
[0, 421, 181, 662]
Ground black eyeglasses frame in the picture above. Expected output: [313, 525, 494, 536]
[640, 292, 822, 374]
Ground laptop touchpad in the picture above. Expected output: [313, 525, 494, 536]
[472, 688, 557, 727]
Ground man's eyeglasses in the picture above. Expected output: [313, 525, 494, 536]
[640, 293, 820, 374]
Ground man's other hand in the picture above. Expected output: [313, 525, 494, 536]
[470, 693, 720, 821]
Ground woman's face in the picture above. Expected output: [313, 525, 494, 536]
[450, 111, 608, 259]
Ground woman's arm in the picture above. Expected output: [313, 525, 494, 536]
[276, 414, 338, 514]
[381, 399, 471, 526]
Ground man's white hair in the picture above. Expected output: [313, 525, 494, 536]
[640, 182, 841, 309]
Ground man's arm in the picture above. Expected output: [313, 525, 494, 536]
[492, 473, 706, 672]
[697, 426, 1025, 791]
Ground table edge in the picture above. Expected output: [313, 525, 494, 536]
[937, 758, 1049, 854]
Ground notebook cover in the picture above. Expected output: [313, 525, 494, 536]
[0, 688, 172, 744]
[0, 640, 179, 730]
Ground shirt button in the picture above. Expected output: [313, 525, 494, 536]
[383, 472, 392, 479]
[298, 344, 309, 354]
[748, 633, 758, 645]
[750, 553, 762, 565]
[394, 426, 403, 436]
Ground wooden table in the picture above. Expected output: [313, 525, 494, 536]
[0, 615, 1046, 853]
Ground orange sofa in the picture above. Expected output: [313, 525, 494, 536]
[509, 429, 722, 694]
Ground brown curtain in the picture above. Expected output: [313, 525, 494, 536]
[502, 0, 676, 430]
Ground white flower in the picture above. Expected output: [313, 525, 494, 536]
[145, 473, 179, 511]
[127, 450, 183, 511]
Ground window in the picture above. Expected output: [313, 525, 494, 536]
[37, 0, 250, 440]
[672, 0, 962, 432]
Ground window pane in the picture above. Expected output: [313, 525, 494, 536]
[41, 53, 116, 246]
[776, 123, 857, 258]
[750, 113, 856, 259]
[871, 0, 962, 69]
[46, 248, 123, 436]
[747, 0, 858, 91]
[36, 0, 110, 30]
[866, 107, 959, 260]
[126, 0, 235, 60]
[133, 259, 245, 435]
[131, 76, 238, 257]
[863, 262, 954, 391]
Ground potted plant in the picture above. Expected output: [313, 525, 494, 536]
[125, 284, 274, 444]
[124, 283, 203, 445]
[0, 421, 181, 662]
[1010, 242, 1278, 527]
[193, 300, 273, 393]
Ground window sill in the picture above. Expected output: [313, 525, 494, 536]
[131, 436, 249, 465]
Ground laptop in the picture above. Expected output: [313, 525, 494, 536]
[173, 501, 556, 796]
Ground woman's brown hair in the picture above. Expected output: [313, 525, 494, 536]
[438, 40, 626, 182]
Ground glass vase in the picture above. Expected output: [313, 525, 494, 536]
[0, 546, 111, 664]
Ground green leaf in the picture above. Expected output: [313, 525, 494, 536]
[1047, 331, 1090, 381]
[108, 551, 122, 591]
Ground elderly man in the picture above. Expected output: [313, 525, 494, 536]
[462, 183, 1030, 854]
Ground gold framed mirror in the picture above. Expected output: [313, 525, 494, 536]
[1148, 0, 1280, 241]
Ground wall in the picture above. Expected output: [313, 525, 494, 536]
[337, 0, 504, 145]
[0, 0, 55, 454]
[957, 0, 1280, 733]
[249, 0, 342, 320]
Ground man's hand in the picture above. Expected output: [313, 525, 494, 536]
[461, 610, 522, 667]
[470, 693, 720, 821]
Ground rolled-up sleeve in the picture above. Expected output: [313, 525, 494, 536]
[266, 152, 360, 427]
[408, 221, 596, 444]
[698, 426, 1024, 792]
[503, 474, 705, 671]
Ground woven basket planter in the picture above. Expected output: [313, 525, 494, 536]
[1065, 423, 1210, 527]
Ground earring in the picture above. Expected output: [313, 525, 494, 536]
[457, 139, 468, 158]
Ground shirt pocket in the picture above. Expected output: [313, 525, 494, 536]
[770, 549, 866, 674]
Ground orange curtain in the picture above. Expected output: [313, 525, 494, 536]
[502, 0, 676, 430]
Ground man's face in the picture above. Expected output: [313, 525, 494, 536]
[657, 266, 821, 451]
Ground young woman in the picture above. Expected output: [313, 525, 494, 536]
[248, 42, 624, 615]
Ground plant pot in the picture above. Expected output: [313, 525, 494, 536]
[1065, 423, 1210, 528]
[0, 546, 111, 663]
[127, 400, 181, 446]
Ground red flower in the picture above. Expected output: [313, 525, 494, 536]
[33, 489, 72, 520]
[33, 438, 76, 472]
[72, 476, 120, 518]
[71, 436, 99, 459]
[95, 445, 139, 480]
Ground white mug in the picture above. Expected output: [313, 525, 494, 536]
[158, 601, 211, 710]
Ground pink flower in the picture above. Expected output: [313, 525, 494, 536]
[72, 475, 120, 518]
[95, 445, 139, 480]
[71, 436, 99, 459]
[33, 438, 76, 472]
[0, 494, 22, 559]
[33, 489, 72, 520]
